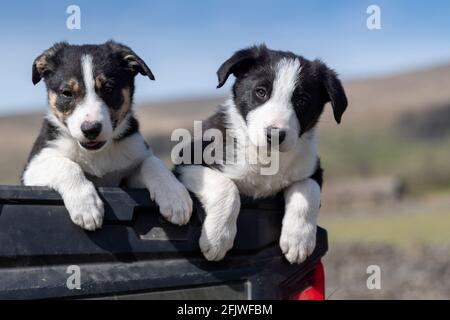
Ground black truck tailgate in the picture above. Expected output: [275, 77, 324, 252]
[0, 185, 327, 299]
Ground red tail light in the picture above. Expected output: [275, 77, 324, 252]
[281, 261, 325, 300]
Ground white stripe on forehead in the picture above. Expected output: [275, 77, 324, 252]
[81, 54, 95, 97]
[271, 58, 301, 103]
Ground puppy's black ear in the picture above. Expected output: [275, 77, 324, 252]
[216, 45, 266, 88]
[316, 60, 348, 124]
[32, 42, 68, 85]
[107, 41, 155, 80]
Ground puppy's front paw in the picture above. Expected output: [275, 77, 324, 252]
[64, 186, 104, 231]
[153, 181, 193, 226]
[280, 219, 316, 264]
[199, 221, 236, 261]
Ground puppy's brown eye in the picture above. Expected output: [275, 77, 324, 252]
[61, 90, 73, 98]
[255, 87, 267, 99]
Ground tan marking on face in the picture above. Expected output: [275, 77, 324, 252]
[68, 78, 81, 97]
[48, 90, 73, 124]
[95, 74, 106, 93]
[111, 88, 131, 127]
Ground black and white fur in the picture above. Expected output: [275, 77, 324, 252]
[176, 45, 347, 263]
[22, 41, 193, 230]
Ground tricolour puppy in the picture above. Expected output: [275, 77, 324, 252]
[22, 41, 192, 230]
[176, 45, 347, 263]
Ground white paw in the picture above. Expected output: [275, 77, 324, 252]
[152, 181, 193, 226]
[63, 185, 104, 231]
[279, 219, 316, 264]
[199, 221, 236, 261]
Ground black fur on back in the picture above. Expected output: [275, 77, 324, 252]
[21, 118, 60, 184]
[309, 160, 323, 189]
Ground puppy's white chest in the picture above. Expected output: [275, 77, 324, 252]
[75, 147, 135, 178]
[234, 167, 293, 198]
[234, 154, 299, 197]
[222, 140, 317, 198]
[52, 133, 151, 182]
[85, 167, 135, 187]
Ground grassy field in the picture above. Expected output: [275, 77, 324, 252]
[322, 209, 450, 246]
[319, 128, 450, 194]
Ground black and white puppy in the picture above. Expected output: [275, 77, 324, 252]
[22, 41, 193, 230]
[176, 45, 347, 263]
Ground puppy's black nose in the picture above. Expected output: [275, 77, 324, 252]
[81, 121, 102, 140]
[266, 126, 286, 145]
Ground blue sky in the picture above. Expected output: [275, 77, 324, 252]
[0, 0, 450, 114]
